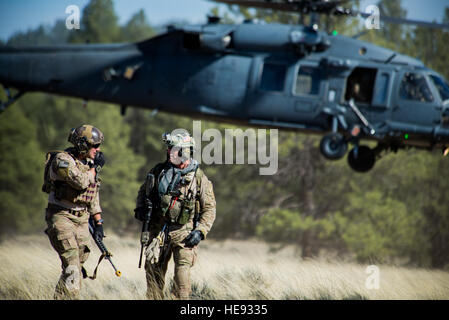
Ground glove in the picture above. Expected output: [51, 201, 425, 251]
[145, 237, 162, 265]
[93, 223, 104, 241]
[134, 207, 150, 222]
[93, 151, 106, 172]
[183, 230, 203, 248]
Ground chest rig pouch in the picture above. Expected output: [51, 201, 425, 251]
[159, 171, 197, 225]
[56, 181, 98, 205]
[49, 151, 98, 206]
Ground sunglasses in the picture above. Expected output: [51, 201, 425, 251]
[91, 144, 101, 149]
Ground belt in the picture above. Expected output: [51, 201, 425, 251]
[47, 203, 87, 217]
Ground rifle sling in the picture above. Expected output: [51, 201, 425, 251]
[82, 252, 107, 280]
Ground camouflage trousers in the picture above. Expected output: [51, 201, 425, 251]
[45, 206, 90, 300]
[144, 225, 197, 300]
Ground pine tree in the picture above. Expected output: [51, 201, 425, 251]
[69, 0, 121, 43]
[0, 106, 47, 238]
[122, 9, 155, 43]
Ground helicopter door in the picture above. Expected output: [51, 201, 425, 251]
[216, 55, 252, 110]
[391, 71, 440, 127]
[292, 64, 323, 120]
[246, 60, 293, 122]
[369, 69, 394, 124]
[372, 70, 393, 108]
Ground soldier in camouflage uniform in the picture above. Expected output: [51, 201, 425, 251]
[43, 125, 106, 300]
[134, 130, 216, 300]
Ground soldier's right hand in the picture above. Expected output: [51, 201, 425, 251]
[94, 223, 105, 241]
[183, 230, 203, 248]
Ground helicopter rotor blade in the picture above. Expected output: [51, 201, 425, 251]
[356, 10, 449, 30]
[211, 0, 350, 14]
[211, 0, 449, 30]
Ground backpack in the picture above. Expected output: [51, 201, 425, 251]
[42, 150, 74, 193]
[41, 150, 64, 193]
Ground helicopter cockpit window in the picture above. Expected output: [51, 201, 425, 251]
[429, 75, 449, 103]
[260, 63, 286, 92]
[294, 67, 321, 95]
[399, 73, 433, 103]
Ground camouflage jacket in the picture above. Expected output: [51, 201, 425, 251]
[48, 148, 101, 214]
[136, 161, 216, 242]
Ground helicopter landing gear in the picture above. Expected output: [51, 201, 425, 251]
[347, 145, 376, 172]
[319, 132, 348, 160]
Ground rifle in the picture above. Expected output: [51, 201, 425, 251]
[139, 173, 155, 268]
[88, 217, 122, 278]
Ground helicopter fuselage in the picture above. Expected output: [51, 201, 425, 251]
[1, 21, 449, 171]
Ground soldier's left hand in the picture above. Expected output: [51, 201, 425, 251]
[93, 152, 106, 170]
[183, 230, 203, 248]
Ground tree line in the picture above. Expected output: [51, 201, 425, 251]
[1, 0, 449, 268]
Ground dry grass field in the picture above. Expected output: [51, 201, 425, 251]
[1, 234, 449, 300]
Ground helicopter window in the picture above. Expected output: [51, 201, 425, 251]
[294, 67, 321, 95]
[260, 63, 286, 92]
[345, 67, 377, 104]
[399, 73, 433, 103]
[429, 75, 449, 102]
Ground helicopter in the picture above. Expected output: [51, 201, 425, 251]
[1, 0, 449, 172]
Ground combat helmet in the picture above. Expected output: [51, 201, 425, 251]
[162, 130, 195, 149]
[162, 130, 195, 162]
[68, 124, 104, 154]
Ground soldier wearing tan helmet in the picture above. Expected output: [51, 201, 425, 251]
[134, 129, 216, 299]
[42, 124, 106, 299]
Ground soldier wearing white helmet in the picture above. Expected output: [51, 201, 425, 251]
[134, 129, 216, 299]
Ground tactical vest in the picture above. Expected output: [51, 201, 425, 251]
[42, 150, 98, 206]
[151, 162, 203, 225]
